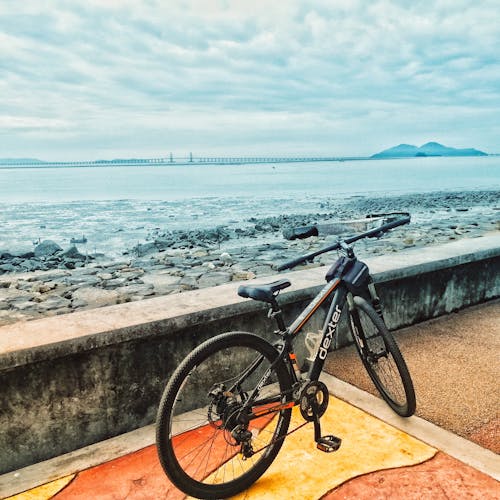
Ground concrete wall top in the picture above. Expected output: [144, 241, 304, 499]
[1, 233, 499, 371]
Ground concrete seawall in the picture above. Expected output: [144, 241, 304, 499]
[0, 235, 498, 474]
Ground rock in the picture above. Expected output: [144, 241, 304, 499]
[97, 272, 113, 280]
[133, 242, 157, 256]
[266, 243, 288, 251]
[71, 287, 119, 307]
[10, 298, 35, 311]
[27, 270, 70, 282]
[22, 259, 48, 271]
[0, 263, 18, 273]
[37, 295, 71, 311]
[118, 284, 155, 297]
[34, 240, 62, 258]
[13, 281, 33, 291]
[179, 276, 198, 290]
[141, 273, 181, 293]
[61, 246, 87, 261]
[65, 275, 100, 286]
[17, 251, 35, 259]
[103, 277, 128, 289]
[192, 249, 209, 258]
[252, 264, 274, 275]
[104, 261, 132, 271]
[283, 225, 319, 240]
[70, 298, 88, 308]
[232, 271, 256, 281]
[32, 282, 57, 293]
[220, 252, 232, 265]
[73, 267, 98, 276]
[197, 272, 232, 288]
[154, 238, 175, 249]
[120, 268, 145, 280]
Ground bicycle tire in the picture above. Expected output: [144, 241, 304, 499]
[156, 331, 293, 499]
[349, 296, 416, 417]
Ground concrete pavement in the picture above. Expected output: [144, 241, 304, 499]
[325, 298, 500, 453]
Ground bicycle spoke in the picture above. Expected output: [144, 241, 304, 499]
[351, 296, 415, 416]
[368, 349, 407, 406]
[157, 334, 292, 497]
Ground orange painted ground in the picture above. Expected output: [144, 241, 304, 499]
[53, 412, 276, 499]
[324, 452, 500, 499]
[52, 445, 182, 500]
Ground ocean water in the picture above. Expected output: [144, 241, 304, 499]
[0, 156, 498, 256]
[0, 156, 499, 202]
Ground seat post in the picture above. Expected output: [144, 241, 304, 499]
[269, 298, 286, 333]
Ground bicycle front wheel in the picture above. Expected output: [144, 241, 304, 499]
[156, 332, 293, 499]
[349, 296, 416, 417]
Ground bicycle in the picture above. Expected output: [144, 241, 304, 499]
[156, 214, 416, 499]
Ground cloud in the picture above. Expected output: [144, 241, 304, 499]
[1, 0, 499, 159]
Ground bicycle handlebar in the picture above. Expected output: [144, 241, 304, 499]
[276, 213, 410, 271]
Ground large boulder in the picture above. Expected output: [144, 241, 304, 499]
[34, 240, 62, 258]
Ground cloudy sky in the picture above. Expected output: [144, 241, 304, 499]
[1, 0, 499, 160]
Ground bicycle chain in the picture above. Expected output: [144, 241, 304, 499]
[242, 419, 310, 459]
[244, 382, 330, 458]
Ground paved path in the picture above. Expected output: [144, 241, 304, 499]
[326, 298, 500, 453]
[2, 303, 499, 499]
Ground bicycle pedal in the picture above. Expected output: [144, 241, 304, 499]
[316, 435, 342, 453]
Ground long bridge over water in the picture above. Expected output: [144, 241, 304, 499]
[1, 155, 365, 168]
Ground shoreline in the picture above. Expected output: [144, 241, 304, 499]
[0, 189, 498, 327]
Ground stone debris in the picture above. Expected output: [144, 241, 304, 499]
[0, 190, 498, 326]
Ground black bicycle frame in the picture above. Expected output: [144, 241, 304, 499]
[288, 281, 349, 381]
[241, 281, 350, 423]
[242, 278, 352, 415]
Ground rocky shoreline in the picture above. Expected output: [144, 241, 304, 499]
[0, 190, 498, 326]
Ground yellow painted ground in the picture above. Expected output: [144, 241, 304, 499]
[227, 397, 437, 499]
[4, 475, 74, 500]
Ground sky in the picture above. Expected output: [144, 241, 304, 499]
[1, 0, 499, 161]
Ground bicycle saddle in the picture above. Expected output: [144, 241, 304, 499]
[237, 279, 291, 303]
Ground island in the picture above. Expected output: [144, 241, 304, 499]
[371, 142, 487, 159]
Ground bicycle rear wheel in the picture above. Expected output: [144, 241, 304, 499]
[156, 332, 293, 499]
[349, 296, 416, 417]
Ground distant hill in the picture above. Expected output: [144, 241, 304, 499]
[372, 142, 487, 158]
[0, 158, 45, 165]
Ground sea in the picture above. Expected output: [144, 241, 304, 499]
[0, 156, 498, 256]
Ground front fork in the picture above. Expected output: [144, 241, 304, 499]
[367, 278, 385, 321]
[347, 294, 365, 351]
[348, 280, 387, 358]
